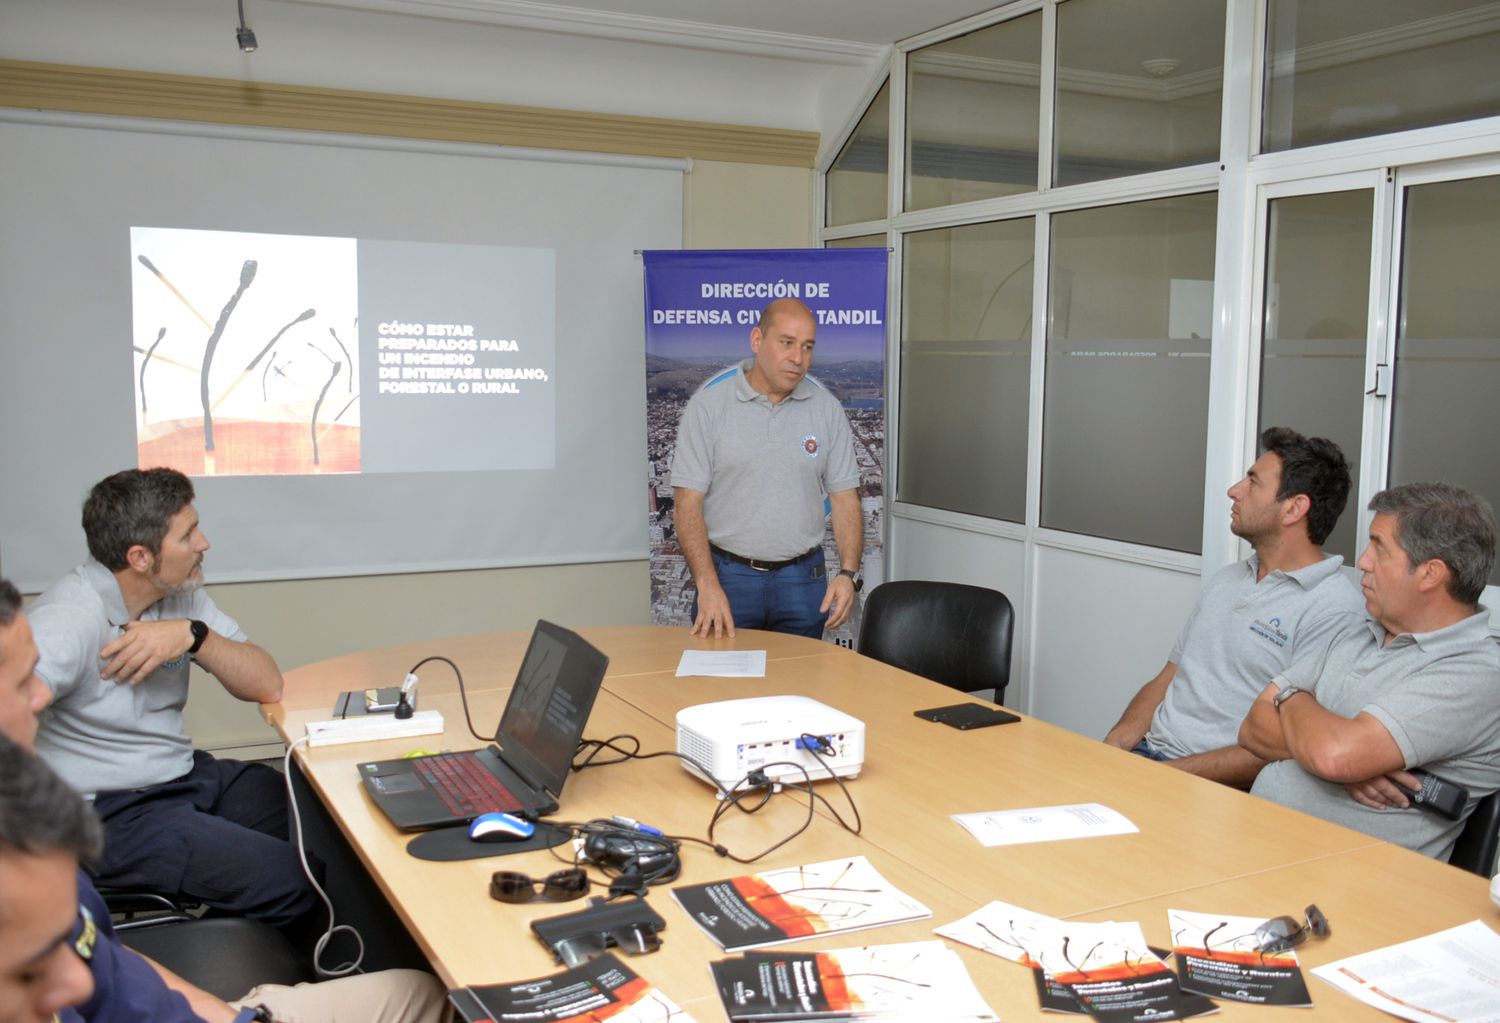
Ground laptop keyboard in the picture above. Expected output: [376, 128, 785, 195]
[414, 753, 523, 817]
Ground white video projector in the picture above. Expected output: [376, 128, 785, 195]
[676, 695, 865, 793]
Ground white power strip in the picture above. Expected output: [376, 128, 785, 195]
[304, 709, 445, 748]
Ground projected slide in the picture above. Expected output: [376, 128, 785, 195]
[131, 227, 555, 477]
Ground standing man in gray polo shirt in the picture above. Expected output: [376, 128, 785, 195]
[1242, 483, 1500, 860]
[671, 297, 863, 639]
[1104, 428, 1366, 787]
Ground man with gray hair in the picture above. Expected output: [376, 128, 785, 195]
[28, 468, 312, 934]
[1241, 482, 1500, 859]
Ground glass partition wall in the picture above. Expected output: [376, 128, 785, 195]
[822, 0, 1500, 599]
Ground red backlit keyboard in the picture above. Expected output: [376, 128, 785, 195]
[414, 753, 523, 818]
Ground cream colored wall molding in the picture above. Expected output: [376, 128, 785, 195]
[0, 58, 820, 167]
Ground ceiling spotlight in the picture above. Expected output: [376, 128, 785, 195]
[1139, 58, 1180, 78]
[236, 0, 258, 52]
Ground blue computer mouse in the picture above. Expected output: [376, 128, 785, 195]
[467, 811, 535, 843]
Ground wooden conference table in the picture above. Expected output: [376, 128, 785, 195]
[270, 626, 1497, 1021]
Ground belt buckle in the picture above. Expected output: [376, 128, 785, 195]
[747, 558, 772, 572]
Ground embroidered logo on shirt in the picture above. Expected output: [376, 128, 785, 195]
[74, 904, 98, 962]
[802, 435, 819, 457]
[1249, 616, 1289, 647]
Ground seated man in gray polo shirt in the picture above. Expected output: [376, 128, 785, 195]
[1242, 482, 1500, 860]
[30, 468, 317, 936]
[1104, 428, 1366, 787]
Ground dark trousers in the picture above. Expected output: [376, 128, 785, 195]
[696, 547, 830, 638]
[90, 751, 321, 934]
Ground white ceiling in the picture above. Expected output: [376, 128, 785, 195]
[289, 0, 1008, 60]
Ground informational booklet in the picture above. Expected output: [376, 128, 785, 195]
[710, 940, 997, 1022]
[1312, 920, 1500, 1023]
[951, 804, 1138, 847]
[448, 953, 698, 1023]
[1027, 920, 1217, 1023]
[672, 856, 931, 952]
[1167, 908, 1311, 1006]
[676, 650, 767, 677]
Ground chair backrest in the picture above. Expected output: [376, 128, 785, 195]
[1449, 790, 1500, 877]
[857, 580, 1014, 703]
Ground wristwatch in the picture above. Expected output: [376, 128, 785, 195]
[1272, 685, 1308, 710]
[187, 619, 209, 656]
[232, 1006, 275, 1023]
[837, 568, 863, 592]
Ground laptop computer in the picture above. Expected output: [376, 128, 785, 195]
[358, 620, 609, 831]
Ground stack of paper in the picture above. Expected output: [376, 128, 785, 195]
[711, 940, 997, 1023]
[938, 901, 1215, 1021]
[673, 856, 931, 953]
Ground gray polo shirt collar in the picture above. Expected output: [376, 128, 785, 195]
[1376, 605, 1492, 654]
[732, 358, 816, 404]
[1245, 551, 1347, 590]
[81, 558, 133, 628]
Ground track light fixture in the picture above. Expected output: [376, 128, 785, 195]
[236, 0, 258, 52]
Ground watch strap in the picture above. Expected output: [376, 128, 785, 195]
[187, 619, 209, 656]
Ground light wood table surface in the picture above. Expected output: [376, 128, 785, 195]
[273, 626, 1497, 1021]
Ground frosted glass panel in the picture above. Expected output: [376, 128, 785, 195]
[1055, 0, 1225, 186]
[906, 12, 1042, 211]
[1258, 189, 1372, 565]
[899, 219, 1035, 521]
[826, 235, 884, 249]
[826, 81, 890, 228]
[1263, 0, 1500, 152]
[1041, 194, 1217, 552]
[1390, 174, 1500, 586]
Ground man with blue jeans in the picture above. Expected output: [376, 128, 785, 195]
[672, 298, 863, 638]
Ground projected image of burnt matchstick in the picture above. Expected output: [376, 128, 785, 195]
[311, 361, 341, 467]
[213, 307, 315, 412]
[327, 326, 353, 392]
[139, 327, 167, 415]
[136, 254, 212, 329]
[200, 259, 257, 457]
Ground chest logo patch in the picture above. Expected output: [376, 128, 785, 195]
[1249, 616, 1289, 647]
[802, 435, 819, 457]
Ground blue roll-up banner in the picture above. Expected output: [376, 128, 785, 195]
[642, 248, 888, 646]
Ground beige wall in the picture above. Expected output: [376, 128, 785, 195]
[183, 156, 813, 755]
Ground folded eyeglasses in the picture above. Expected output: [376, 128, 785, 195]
[489, 868, 591, 904]
[1255, 903, 1330, 954]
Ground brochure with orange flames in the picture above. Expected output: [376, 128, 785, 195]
[1168, 909, 1312, 1007]
[672, 856, 931, 953]
[448, 953, 697, 1023]
[709, 939, 997, 1022]
[1023, 920, 1218, 1022]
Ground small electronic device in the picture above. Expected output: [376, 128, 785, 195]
[531, 897, 666, 967]
[468, 811, 536, 843]
[914, 703, 1021, 730]
[1394, 768, 1468, 820]
[676, 695, 864, 792]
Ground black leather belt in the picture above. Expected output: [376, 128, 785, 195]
[710, 544, 820, 572]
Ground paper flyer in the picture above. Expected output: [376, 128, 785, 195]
[1168, 908, 1311, 1006]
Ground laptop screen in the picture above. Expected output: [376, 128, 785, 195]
[495, 620, 609, 799]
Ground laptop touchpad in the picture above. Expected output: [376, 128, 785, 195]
[370, 774, 427, 795]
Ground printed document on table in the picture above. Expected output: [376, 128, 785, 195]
[676, 650, 767, 677]
[1311, 920, 1500, 1023]
[952, 803, 1138, 847]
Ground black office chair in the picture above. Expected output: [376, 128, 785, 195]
[101, 887, 315, 999]
[1449, 790, 1500, 878]
[857, 580, 1015, 704]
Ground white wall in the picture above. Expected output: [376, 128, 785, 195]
[0, 0, 876, 142]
